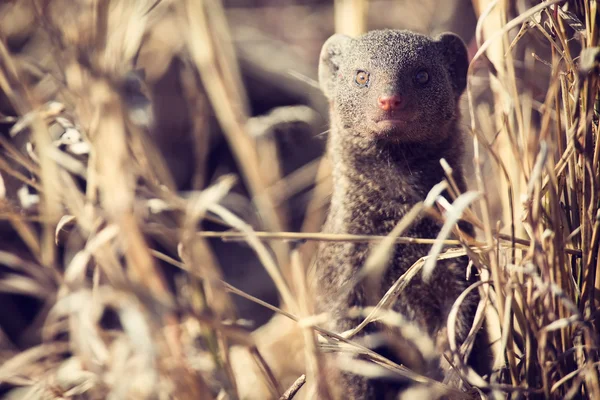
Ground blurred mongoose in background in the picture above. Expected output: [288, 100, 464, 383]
[315, 29, 488, 398]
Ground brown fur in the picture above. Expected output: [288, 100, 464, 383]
[315, 29, 488, 399]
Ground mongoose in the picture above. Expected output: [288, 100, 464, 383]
[315, 29, 487, 398]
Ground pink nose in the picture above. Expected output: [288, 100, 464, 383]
[377, 95, 403, 111]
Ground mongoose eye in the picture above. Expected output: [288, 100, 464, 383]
[414, 69, 430, 86]
[354, 70, 370, 87]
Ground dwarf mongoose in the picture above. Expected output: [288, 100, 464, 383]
[315, 29, 487, 398]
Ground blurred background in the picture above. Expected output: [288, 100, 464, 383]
[0, 0, 596, 399]
[0, 0, 480, 340]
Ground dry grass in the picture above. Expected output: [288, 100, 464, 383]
[0, 0, 599, 399]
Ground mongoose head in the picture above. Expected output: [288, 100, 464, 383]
[319, 30, 468, 146]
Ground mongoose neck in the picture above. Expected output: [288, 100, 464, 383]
[326, 120, 466, 234]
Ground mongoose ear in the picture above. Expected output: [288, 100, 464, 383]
[318, 34, 353, 99]
[437, 33, 469, 96]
